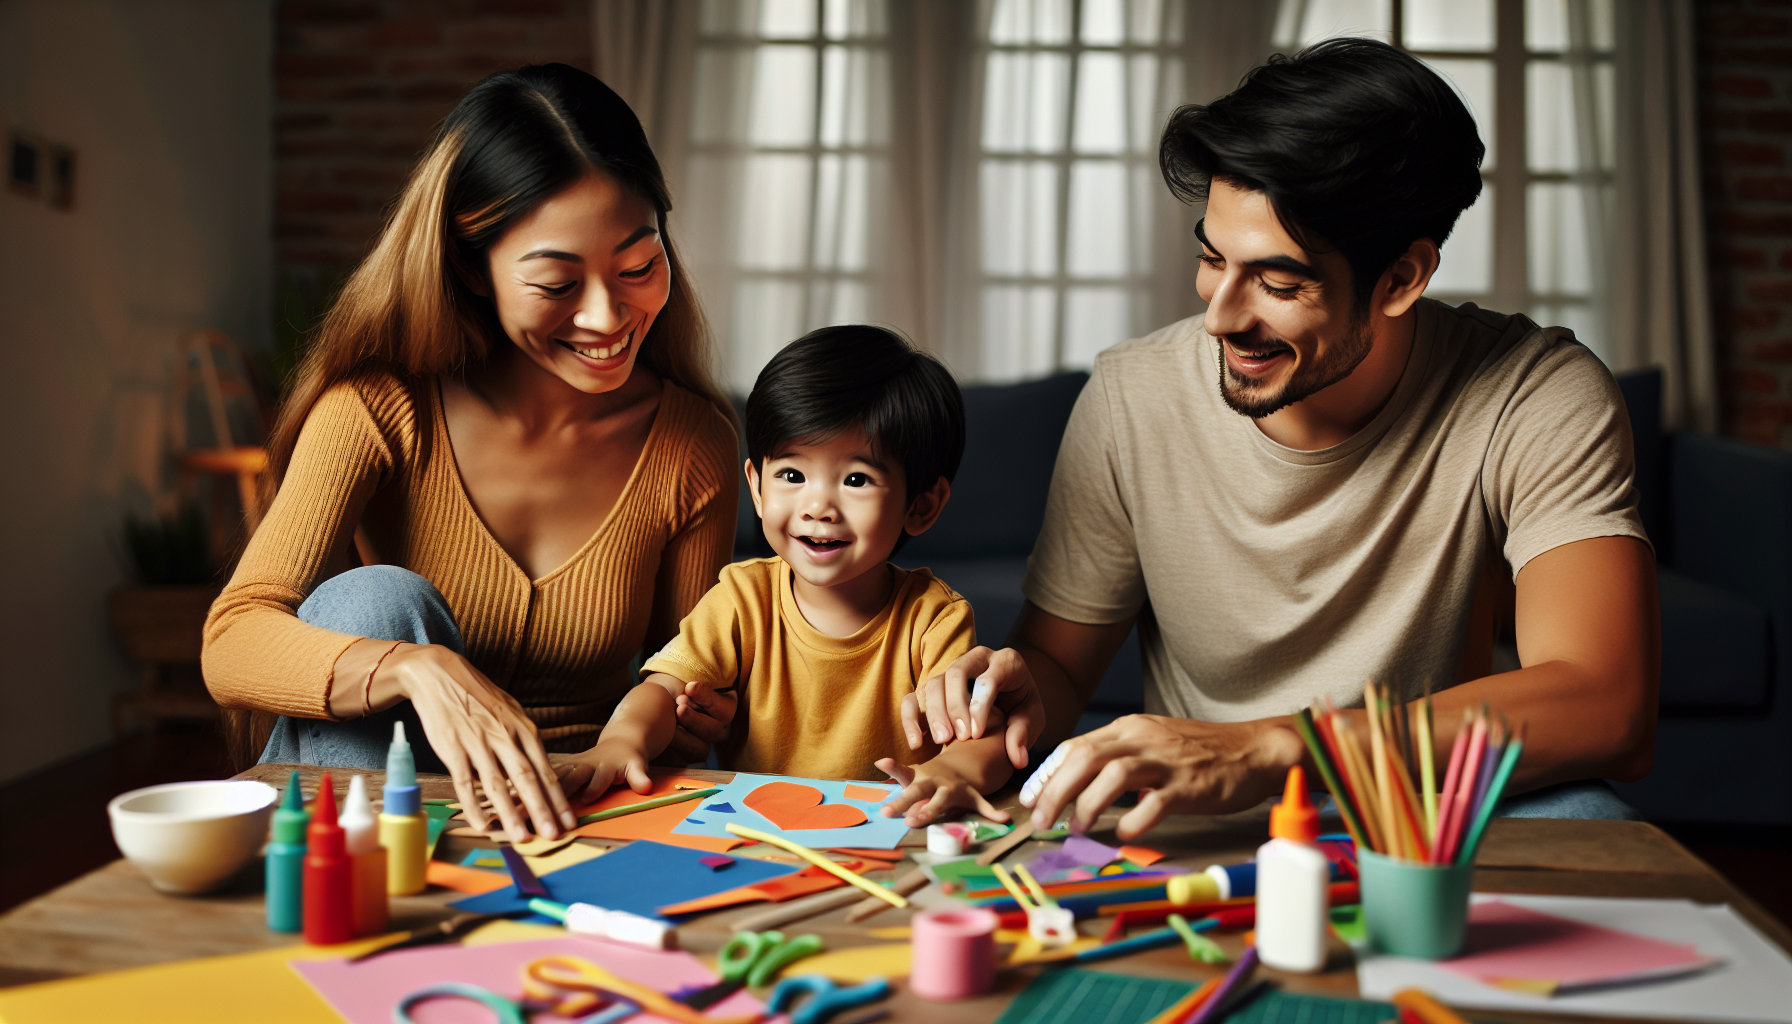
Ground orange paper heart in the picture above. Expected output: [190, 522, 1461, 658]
[745, 781, 870, 831]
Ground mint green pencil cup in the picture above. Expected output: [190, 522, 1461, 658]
[1357, 850, 1473, 959]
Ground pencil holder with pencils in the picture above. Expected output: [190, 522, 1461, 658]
[1292, 683, 1526, 959]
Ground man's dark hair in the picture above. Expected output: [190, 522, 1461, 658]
[746, 324, 966, 538]
[1160, 38, 1485, 306]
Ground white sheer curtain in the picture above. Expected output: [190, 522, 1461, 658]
[600, 0, 1280, 390]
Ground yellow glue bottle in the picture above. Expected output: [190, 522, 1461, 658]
[379, 722, 428, 895]
[340, 774, 389, 936]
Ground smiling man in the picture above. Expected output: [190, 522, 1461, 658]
[906, 38, 1659, 838]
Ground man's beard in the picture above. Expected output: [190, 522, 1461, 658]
[1217, 312, 1373, 419]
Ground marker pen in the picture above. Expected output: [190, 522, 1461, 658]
[265, 770, 308, 932]
[380, 722, 427, 895]
[340, 775, 389, 936]
[303, 773, 354, 945]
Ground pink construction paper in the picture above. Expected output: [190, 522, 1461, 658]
[1443, 900, 1720, 993]
[291, 936, 765, 1024]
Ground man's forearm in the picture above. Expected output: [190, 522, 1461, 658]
[1015, 642, 1099, 753]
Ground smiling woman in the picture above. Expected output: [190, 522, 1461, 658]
[202, 65, 738, 842]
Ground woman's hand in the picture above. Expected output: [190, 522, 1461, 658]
[557, 735, 656, 805]
[382, 643, 575, 842]
[875, 757, 1011, 829]
[903, 646, 1043, 770]
[1021, 714, 1306, 840]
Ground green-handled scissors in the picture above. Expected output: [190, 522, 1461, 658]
[679, 929, 825, 1009]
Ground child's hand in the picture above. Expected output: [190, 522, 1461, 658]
[875, 757, 1012, 829]
[669, 680, 738, 761]
[557, 737, 655, 805]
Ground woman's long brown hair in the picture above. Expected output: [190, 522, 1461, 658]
[265, 63, 730, 488]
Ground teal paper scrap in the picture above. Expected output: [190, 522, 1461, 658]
[669, 772, 908, 849]
[992, 971, 1394, 1024]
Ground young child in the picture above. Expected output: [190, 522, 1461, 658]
[566, 325, 1014, 826]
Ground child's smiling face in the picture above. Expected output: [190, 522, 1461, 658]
[748, 428, 943, 592]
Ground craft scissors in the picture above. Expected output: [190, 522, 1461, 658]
[392, 981, 639, 1024]
[678, 928, 825, 1009]
[348, 909, 534, 962]
[766, 974, 893, 1024]
[522, 955, 761, 1024]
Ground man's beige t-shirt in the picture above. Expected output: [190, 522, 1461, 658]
[643, 558, 975, 780]
[1023, 299, 1649, 721]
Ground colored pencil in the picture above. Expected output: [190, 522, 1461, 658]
[1430, 711, 1472, 860]
[1143, 978, 1221, 1024]
[1439, 713, 1488, 863]
[1293, 708, 1369, 850]
[1332, 708, 1388, 854]
[1365, 684, 1406, 858]
[1188, 944, 1260, 1024]
[1469, 721, 1506, 828]
[1013, 864, 1057, 908]
[1417, 686, 1437, 839]
[1456, 725, 1525, 865]
[574, 787, 719, 825]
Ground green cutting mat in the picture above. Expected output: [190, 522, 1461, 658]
[992, 970, 1396, 1024]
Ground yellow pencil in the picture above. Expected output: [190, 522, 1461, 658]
[1417, 686, 1437, 838]
[1013, 863, 1057, 908]
[1331, 708, 1387, 854]
[991, 863, 1036, 911]
[723, 824, 908, 908]
[1365, 683, 1406, 858]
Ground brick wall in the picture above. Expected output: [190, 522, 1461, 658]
[276, 0, 591, 299]
[1700, 1, 1792, 447]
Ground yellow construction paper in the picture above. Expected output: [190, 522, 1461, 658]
[525, 842, 605, 874]
[792, 943, 912, 982]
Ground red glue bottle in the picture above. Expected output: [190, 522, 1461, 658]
[303, 773, 354, 945]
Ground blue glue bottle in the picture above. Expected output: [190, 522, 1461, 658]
[380, 722, 427, 895]
[266, 770, 309, 932]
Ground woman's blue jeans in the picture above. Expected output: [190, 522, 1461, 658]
[257, 566, 460, 774]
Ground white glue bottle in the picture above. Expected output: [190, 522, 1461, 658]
[1254, 764, 1328, 972]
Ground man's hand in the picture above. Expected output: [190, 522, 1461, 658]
[903, 646, 1043, 769]
[667, 680, 737, 763]
[875, 755, 1012, 829]
[1022, 714, 1306, 840]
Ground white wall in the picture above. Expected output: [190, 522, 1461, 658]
[0, 0, 271, 783]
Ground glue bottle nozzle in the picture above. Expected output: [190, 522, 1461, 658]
[1269, 764, 1320, 844]
[383, 719, 420, 815]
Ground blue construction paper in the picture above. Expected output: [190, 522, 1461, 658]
[449, 840, 798, 922]
[669, 772, 908, 850]
[705, 803, 736, 813]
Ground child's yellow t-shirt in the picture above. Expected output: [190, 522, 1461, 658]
[641, 557, 976, 780]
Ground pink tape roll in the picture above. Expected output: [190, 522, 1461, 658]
[910, 907, 999, 1001]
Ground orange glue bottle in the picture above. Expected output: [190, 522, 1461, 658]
[340, 775, 388, 937]
[303, 773, 354, 945]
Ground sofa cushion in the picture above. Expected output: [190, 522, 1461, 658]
[1658, 567, 1771, 713]
[900, 372, 1088, 560]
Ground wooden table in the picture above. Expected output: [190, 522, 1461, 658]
[2, 764, 1787, 1023]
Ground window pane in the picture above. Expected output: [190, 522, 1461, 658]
[809, 279, 869, 327]
[1131, 0, 1171, 45]
[1404, 0, 1492, 51]
[1274, 0, 1392, 49]
[1530, 300, 1607, 362]
[980, 159, 1060, 277]
[983, 52, 1070, 153]
[758, 0, 816, 39]
[749, 45, 817, 146]
[820, 44, 887, 147]
[1066, 160, 1130, 277]
[1073, 52, 1126, 154]
[823, 0, 885, 40]
[732, 280, 805, 389]
[990, 0, 1072, 45]
[1128, 53, 1167, 153]
[813, 154, 869, 271]
[1429, 187, 1493, 295]
[691, 48, 754, 145]
[1528, 182, 1592, 297]
[981, 286, 1058, 381]
[1526, 0, 1613, 53]
[1064, 287, 1131, 367]
[738, 155, 814, 269]
[1081, 0, 1124, 45]
[1422, 57, 1495, 169]
[700, 0, 757, 36]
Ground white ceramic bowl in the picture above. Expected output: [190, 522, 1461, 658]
[108, 780, 279, 895]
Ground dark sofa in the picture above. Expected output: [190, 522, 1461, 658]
[731, 368, 1792, 825]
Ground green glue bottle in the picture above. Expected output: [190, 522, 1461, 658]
[266, 770, 309, 932]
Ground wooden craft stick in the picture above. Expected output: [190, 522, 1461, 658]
[843, 867, 929, 923]
[1013, 863, 1056, 907]
[725, 824, 908, 908]
[731, 887, 866, 932]
[991, 864, 1036, 911]
[976, 823, 1035, 865]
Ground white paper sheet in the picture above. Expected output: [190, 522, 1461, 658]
[1356, 894, 1792, 1023]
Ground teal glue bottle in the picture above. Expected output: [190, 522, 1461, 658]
[380, 723, 427, 895]
[266, 770, 309, 932]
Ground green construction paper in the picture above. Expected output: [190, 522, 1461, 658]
[924, 859, 999, 886]
[424, 803, 456, 858]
